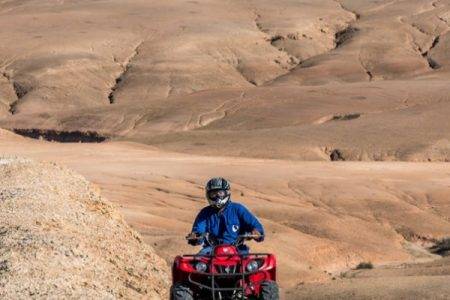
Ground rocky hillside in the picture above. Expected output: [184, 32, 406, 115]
[0, 158, 169, 299]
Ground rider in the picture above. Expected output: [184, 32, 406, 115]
[186, 177, 265, 254]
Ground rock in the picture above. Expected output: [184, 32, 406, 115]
[0, 158, 169, 299]
[330, 149, 345, 161]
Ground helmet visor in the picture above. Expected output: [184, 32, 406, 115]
[208, 189, 227, 199]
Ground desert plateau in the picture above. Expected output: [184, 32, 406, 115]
[1, 0, 450, 299]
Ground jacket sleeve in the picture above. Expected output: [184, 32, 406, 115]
[190, 209, 208, 246]
[192, 208, 208, 234]
[237, 204, 265, 238]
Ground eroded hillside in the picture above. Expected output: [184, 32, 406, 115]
[0, 0, 449, 161]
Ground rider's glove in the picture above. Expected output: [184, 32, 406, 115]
[188, 239, 199, 246]
[252, 229, 264, 242]
[186, 232, 202, 246]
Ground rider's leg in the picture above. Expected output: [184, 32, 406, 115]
[198, 246, 213, 255]
[237, 244, 249, 255]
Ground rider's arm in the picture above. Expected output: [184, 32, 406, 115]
[189, 208, 208, 245]
[237, 204, 265, 242]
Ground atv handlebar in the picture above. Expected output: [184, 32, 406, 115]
[186, 232, 263, 246]
[239, 233, 262, 241]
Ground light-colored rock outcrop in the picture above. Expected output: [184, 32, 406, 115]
[0, 158, 169, 299]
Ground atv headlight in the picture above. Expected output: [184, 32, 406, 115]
[246, 260, 259, 272]
[195, 261, 208, 272]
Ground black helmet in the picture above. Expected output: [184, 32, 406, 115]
[205, 177, 230, 209]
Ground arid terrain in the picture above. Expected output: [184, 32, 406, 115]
[1, 0, 450, 299]
[1, 130, 449, 298]
[0, 156, 169, 299]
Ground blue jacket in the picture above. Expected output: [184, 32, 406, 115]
[192, 201, 264, 245]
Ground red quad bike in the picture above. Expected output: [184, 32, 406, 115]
[171, 233, 279, 300]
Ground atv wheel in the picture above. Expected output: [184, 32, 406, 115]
[170, 282, 194, 300]
[259, 281, 279, 300]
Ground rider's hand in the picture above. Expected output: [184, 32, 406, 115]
[252, 229, 264, 242]
[186, 232, 198, 240]
[186, 232, 202, 246]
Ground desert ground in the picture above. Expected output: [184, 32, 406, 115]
[1, 130, 450, 298]
[1, 0, 450, 299]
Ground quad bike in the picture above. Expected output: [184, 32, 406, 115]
[171, 232, 279, 300]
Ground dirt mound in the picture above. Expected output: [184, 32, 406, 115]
[0, 158, 169, 299]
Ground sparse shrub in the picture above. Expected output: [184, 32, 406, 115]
[355, 262, 373, 270]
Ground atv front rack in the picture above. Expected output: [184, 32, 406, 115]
[184, 253, 270, 300]
[188, 270, 259, 299]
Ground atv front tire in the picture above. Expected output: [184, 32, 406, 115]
[259, 281, 279, 300]
[170, 282, 194, 300]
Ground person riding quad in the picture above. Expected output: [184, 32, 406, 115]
[186, 177, 264, 254]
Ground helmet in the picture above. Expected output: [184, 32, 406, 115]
[205, 177, 230, 209]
